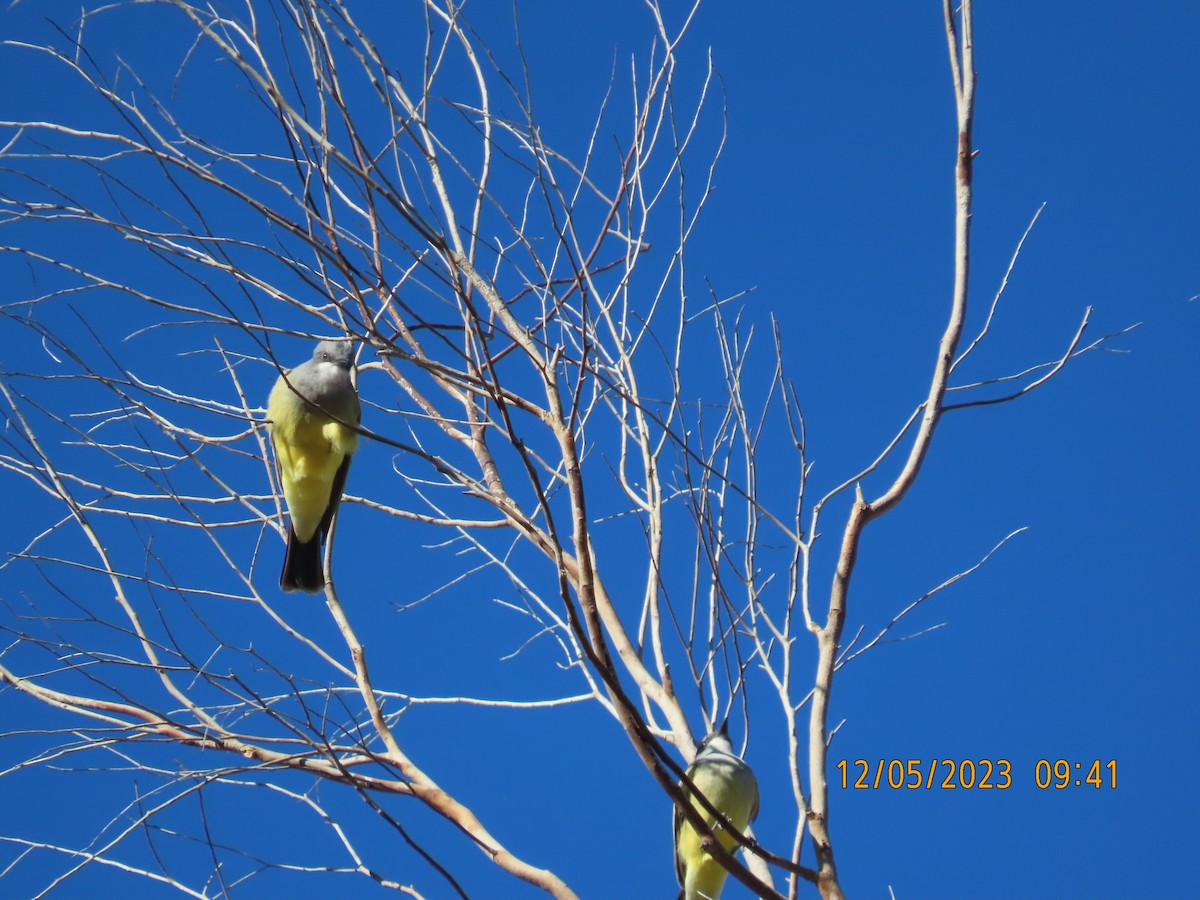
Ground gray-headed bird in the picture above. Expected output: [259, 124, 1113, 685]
[266, 340, 360, 593]
[673, 720, 760, 900]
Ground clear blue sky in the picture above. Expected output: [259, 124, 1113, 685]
[1, 2, 1197, 898]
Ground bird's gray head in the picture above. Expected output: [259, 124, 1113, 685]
[311, 340, 355, 370]
[695, 719, 737, 760]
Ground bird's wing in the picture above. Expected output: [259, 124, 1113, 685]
[317, 453, 353, 542]
[672, 772, 687, 888]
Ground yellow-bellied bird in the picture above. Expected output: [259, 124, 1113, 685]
[267, 340, 360, 593]
[673, 721, 760, 900]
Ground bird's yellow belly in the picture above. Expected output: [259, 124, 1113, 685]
[273, 418, 350, 542]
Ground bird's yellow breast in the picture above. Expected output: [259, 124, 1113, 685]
[268, 383, 358, 542]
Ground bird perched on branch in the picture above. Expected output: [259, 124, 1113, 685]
[673, 720, 760, 900]
[266, 340, 360, 593]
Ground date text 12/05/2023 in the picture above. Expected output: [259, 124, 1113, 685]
[836, 759, 1117, 790]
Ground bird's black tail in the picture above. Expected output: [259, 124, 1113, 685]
[278, 456, 351, 594]
[280, 526, 325, 593]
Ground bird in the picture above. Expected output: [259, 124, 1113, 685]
[266, 339, 360, 593]
[673, 720, 760, 900]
